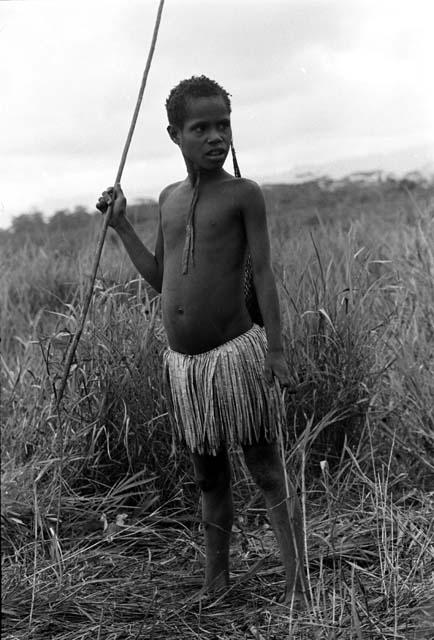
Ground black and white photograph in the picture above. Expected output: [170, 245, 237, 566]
[1, 1, 433, 638]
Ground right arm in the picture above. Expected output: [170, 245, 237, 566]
[115, 215, 163, 293]
[96, 184, 165, 293]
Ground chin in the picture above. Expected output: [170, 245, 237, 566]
[203, 158, 226, 170]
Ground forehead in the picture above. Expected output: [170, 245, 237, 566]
[184, 95, 230, 122]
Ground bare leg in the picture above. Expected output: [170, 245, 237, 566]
[190, 448, 233, 592]
[242, 440, 308, 606]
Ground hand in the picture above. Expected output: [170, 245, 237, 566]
[264, 350, 291, 387]
[96, 184, 127, 228]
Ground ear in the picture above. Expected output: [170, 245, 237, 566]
[167, 124, 181, 146]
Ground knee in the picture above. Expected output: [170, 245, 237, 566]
[250, 465, 282, 493]
[195, 467, 231, 494]
[243, 445, 282, 493]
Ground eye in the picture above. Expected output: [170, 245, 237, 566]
[194, 125, 204, 134]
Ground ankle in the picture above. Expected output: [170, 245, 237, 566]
[205, 570, 229, 593]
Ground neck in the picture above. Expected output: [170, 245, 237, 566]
[185, 160, 227, 186]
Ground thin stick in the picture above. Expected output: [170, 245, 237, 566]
[55, 0, 165, 409]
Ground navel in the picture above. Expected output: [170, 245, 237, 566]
[176, 305, 184, 315]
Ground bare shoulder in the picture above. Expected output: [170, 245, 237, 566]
[233, 177, 262, 192]
[229, 177, 266, 214]
[159, 181, 183, 207]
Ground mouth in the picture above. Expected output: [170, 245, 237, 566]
[205, 148, 227, 158]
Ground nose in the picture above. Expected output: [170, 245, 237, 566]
[208, 127, 223, 143]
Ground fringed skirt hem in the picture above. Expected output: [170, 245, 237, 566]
[163, 325, 284, 455]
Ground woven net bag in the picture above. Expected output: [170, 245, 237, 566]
[231, 143, 264, 327]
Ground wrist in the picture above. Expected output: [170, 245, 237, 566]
[112, 215, 129, 233]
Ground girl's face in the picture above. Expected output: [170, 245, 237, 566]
[171, 95, 232, 171]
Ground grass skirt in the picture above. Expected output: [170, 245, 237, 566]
[163, 325, 284, 455]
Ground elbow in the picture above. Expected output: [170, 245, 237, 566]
[147, 278, 162, 295]
[153, 263, 163, 293]
[139, 262, 162, 294]
[148, 274, 162, 294]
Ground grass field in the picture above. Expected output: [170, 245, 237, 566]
[1, 178, 433, 639]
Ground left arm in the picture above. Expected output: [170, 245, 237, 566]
[240, 180, 290, 385]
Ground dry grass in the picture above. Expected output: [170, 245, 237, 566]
[1, 187, 433, 639]
[2, 456, 433, 639]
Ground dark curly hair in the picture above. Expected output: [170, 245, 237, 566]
[165, 75, 232, 128]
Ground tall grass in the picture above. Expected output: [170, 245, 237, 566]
[1, 193, 433, 638]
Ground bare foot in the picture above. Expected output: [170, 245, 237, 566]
[184, 580, 229, 608]
[205, 571, 229, 594]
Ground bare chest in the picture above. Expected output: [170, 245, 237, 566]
[161, 193, 243, 253]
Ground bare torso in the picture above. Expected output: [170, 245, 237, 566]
[160, 173, 252, 354]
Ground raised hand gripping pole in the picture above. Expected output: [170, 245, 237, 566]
[55, 0, 165, 408]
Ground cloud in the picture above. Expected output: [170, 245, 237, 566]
[1, 0, 433, 227]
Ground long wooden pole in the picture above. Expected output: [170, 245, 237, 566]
[55, 0, 165, 408]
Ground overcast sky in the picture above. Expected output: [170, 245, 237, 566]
[1, 0, 433, 228]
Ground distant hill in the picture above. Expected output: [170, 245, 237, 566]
[261, 143, 434, 186]
[1, 172, 432, 250]
[0, 200, 159, 251]
[261, 170, 433, 229]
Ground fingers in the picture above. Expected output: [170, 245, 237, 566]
[95, 185, 119, 213]
[96, 195, 112, 213]
[276, 370, 291, 387]
[96, 196, 108, 213]
[264, 363, 274, 386]
[103, 188, 113, 205]
[264, 362, 291, 387]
